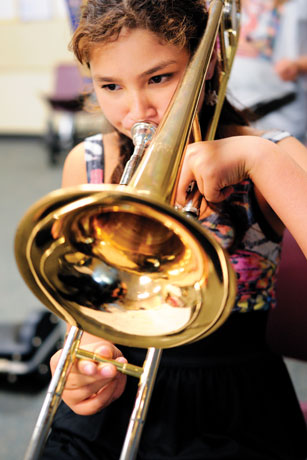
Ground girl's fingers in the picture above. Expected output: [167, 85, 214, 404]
[76, 343, 125, 380]
[51, 340, 124, 377]
[50, 339, 128, 414]
[71, 381, 121, 415]
[64, 362, 117, 390]
[65, 350, 127, 389]
[77, 343, 115, 375]
[176, 142, 211, 207]
[63, 374, 116, 404]
[64, 367, 127, 415]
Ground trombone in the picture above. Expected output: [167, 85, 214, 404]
[14, 1, 240, 459]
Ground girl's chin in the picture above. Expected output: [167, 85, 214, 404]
[113, 127, 132, 139]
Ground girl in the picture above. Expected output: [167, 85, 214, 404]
[43, 1, 307, 458]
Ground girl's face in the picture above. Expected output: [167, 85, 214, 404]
[89, 28, 190, 138]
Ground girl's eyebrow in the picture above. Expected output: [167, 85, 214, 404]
[93, 60, 178, 83]
[140, 60, 177, 77]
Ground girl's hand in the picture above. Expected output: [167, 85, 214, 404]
[50, 339, 127, 415]
[177, 136, 261, 206]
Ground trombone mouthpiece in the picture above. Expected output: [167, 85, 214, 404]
[120, 122, 157, 186]
[131, 122, 156, 148]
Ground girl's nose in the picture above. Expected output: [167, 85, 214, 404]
[122, 91, 156, 131]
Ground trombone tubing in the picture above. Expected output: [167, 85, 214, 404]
[24, 326, 83, 460]
[120, 348, 162, 460]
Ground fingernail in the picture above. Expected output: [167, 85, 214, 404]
[96, 346, 112, 358]
[100, 365, 114, 378]
[82, 363, 96, 375]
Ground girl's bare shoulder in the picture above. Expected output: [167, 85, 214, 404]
[103, 131, 121, 183]
[62, 141, 87, 187]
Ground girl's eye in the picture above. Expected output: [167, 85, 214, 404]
[149, 74, 171, 84]
[102, 83, 121, 91]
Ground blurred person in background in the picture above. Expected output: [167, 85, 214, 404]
[228, 0, 307, 144]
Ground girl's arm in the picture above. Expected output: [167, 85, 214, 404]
[177, 135, 307, 258]
[248, 138, 307, 258]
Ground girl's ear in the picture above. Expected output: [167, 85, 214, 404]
[205, 48, 217, 80]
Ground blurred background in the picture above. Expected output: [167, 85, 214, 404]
[0, 1, 109, 458]
[0, 1, 306, 459]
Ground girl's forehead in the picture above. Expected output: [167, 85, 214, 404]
[89, 27, 183, 57]
[89, 28, 188, 66]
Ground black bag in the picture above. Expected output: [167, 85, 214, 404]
[0, 310, 63, 391]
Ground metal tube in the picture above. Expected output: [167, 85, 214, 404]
[120, 348, 162, 460]
[24, 326, 83, 460]
[120, 122, 156, 185]
[76, 349, 143, 378]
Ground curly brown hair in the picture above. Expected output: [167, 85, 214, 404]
[71, 0, 208, 65]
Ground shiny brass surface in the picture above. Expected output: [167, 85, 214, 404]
[206, 0, 241, 139]
[15, 183, 236, 349]
[15, 2, 241, 459]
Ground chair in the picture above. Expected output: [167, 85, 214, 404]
[266, 229, 307, 423]
[45, 63, 86, 164]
